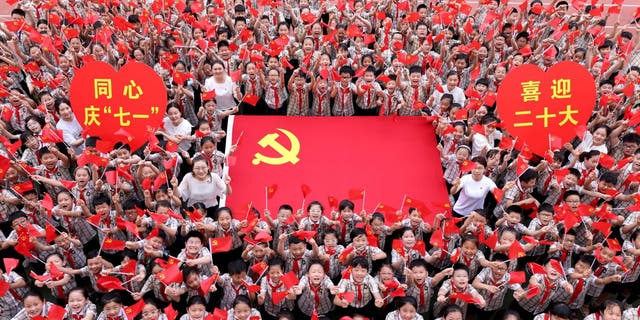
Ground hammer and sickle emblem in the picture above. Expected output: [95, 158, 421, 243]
[252, 128, 301, 165]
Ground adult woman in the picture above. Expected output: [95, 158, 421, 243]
[203, 60, 236, 111]
[55, 98, 84, 155]
[451, 156, 497, 217]
[158, 103, 193, 152]
[178, 157, 231, 216]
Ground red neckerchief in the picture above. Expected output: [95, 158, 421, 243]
[462, 253, 473, 267]
[416, 281, 426, 307]
[487, 275, 503, 301]
[539, 276, 555, 304]
[568, 277, 584, 304]
[309, 283, 322, 305]
[449, 283, 466, 304]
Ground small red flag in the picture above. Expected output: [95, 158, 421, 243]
[525, 286, 541, 299]
[250, 261, 268, 275]
[243, 94, 260, 106]
[606, 238, 622, 252]
[200, 273, 219, 295]
[348, 188, 365, 200]
[266, 184, 278, 199]
[45, 222, 56, 243]
[209, 237, 233, 253]
[527, 262, 547, 275]
[124, 300, 145, 320]
[3, 258, 19, 274]
[97, 276, 126, 291]
[281, 271, 299, 288]
[598, 153, 615, 169]
[338, 291, 355, 303]
[272, 290, 289, 304]
[102, 238, 125, 251]
[301, 184, 312, 198]
[509, 271, 526, 284]
[292, 230, 316, 241]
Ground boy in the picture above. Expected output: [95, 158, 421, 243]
[355, 66, 383, 116]
[36, 145, 71, 197]
[494, 168, 539, 219]
[548, 228, 598, 271]
[334, 256, 383, 317]
[340, 228, 387, 269]
[514, 258, 573, 315]
[333, 66, 357, 116]
[564, 255, 596, 314]
[218, 260, 254, 310]
[472, 254, 522, 318]
[405, 259, 452, 314]
[277, 234, 319, 278]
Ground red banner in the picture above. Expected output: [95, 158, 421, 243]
[70, 62, 166, 151]
[224, 116, 449, 223]
[497, 61, 596, 156]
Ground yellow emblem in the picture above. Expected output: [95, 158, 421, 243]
[252, 128, 300, 166]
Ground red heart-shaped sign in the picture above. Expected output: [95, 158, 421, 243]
[497, 61, 596, 156]
[70, 62, 166, 151]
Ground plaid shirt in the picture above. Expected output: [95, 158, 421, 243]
[429, 235, 461, 270]
[336, 215, 362, 244]
[284, 249, 313, 279]
[436, 280, 480, 316]
[96, 308, 127, 320]
[355, 80, 382, 110]
[79, 266, 103, 293]
[346, 245, 384, 273]
[475, 268, 522, 311]
[139, 274, 170, 302]
[527, 219, 557, 257]
[333, 82, 356, 116]
[623, 307, 640, 320]
[212, 219, 243, 249]
[43, 270, 77, 300]
[264, 82, 288, 110]
[406, 277, 433, 313]
[287, 83, 311, 116]
[587, 262, 621, 297]
[10, 302, 57, 320]
[623, 212, 640, 242]
[0, 272, 28, 319]
[297, 275, 335, 316]
[65, 301, 97, 320]
[558, 267, 595, 309]
[443, 155, 462, 186]
[337, 274, 379, 308]
[177, 247, 214, 277]
[391, 247, 425, 280]
[319, 245, 343, 279]
[71, 180, 105, 212]
[52, 206, 96, 245]
[113, 262, 145, 292]
[401, 219, 430, 242]
[219, 273, 252, 310]
[260, 276, 294, 317]
[52, 243, 86, 270]
[36, 161, 72, 197]
[96, 211, 127, 253]
[300, 216, 332, 243]
[549, 243, 580, 271]
[623, 240, 640, 283]
[385, 311, 424, 320]
[494, 181, 530, 218]
[450, 249, 485, 279]
[271, 220, 298, 249]
[518, 274, 569, 314]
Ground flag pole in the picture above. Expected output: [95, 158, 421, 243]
[399, 194, 407, 212]
[265, 186, 268, 211]
[362, 189, 366, 212]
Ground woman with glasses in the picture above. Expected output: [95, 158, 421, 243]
[178, 157, 231, 217]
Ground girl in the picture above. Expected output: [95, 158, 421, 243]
[368, 212, 394, 250]
[333, 199, 362, 244]
[11, 291, 57, 320]
[96, 292, 127, 320]
[240, 62, 265, 101]
[177, 231, 214, 277]
[433, 304, 463, 320]
[49, 189, 95, 245]
[188, 136, 226, 177]
[451, 157, 497, 218]
[400, 208, 432, 241]
[385, 296, 424, 320]
[318, 229, 344, 281]
[141, 300, 168, 320]
[0, 262, 28, 320]
[293, 259, 338, 318]
[448, 234, 489, 279]
[621, 229, 640, 284]
[583, 300, 623, 320]
[227, 295, 261, 320]
[391, 228, 431, 281]
[166, 267, 217, 305]
[376, 263, 403, 312]
[309, 75, 335, 117]
[34, 253, 76, 303]
[178, 296, 209, 320]
[207, 207, 246, 272]
[299, 201, 337, 243]
[65, 287, 97, 320]
[196, 98, 237, 135]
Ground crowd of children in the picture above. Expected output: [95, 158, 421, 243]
[0, 0, 639, 319]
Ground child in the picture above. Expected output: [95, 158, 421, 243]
[177, 231, 214, 277]
[583, 300, 623, 320]
[527, 204, 558, 260]
[65, 287, 97, 320]
[59, 250, 114, 295]
[257, 258, 295, 319]
[375, 263, 404, 312]
[334, 199, 362, 244]
[209, 207, 246, 273]
[34, 252, 76, 303]
[384, 296, 423, 320]
[96, 292, 127, 320]
[405, 259, 452, 314]
[242, 241, 275, 281]
[391, 228, 433, 281]
[318, 229, 344, 280]
[341, 228, 387, 270]
[35, 145, 71, 197]
[334, 256, 384, 317]
[277, 234, 319, 278]
[532, 302, 572, 320]
[294, 259, 338, 318]
[299, 201, 336, 243]
[310, 75, 335, 116]
[133, 261, 171, 304]
[377, 75, 405, 116]
[564, 255, 596, 313]
[263, 205, 296, 249]
[355, 66, 382, 116]
[401, 207, 432, 241]
[102, 250, 146, 293]
[264, 67, 288, 115]
[218, 260, 254, 310]
[11, 291, 58, 320]
[435, 264, 485, 317]
[286, 68, 314, 116]
[333, 66, 357, 116]
[368, 212, 394, 250]
[178, 296, 209, 320]
[227, 295, 262, 320]
[0, 261, 28, 320]
[493, 168, 539, 219]
[188, 136, 226, 177]
[139, 300, 168, 320]
[513, 258, 574, 315]
[548, 228, 598, 271]
[50, 190, 95, 245]
[449, 234, 491, 279]
[472, 254, 522, 317]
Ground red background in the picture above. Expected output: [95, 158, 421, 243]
[223, 116, 449, 222]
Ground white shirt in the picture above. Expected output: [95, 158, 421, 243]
[178, 172, 226, 208]
[56, 117, 84, 155]
[453, 174, 497, 216]
[162, 117, 192, 151]
[204, 75, 236, 110]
